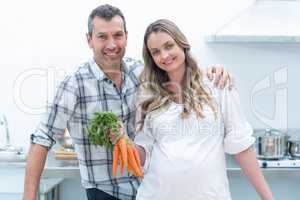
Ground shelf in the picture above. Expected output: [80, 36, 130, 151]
[206, 1, 300, 43]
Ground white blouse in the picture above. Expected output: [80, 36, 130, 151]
[134, 80, 255, 200]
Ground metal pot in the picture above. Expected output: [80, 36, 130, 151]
[288, 139, 300, 159]
[253, 128, 289, 160]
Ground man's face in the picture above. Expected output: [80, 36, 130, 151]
[87, 16, 127, 70]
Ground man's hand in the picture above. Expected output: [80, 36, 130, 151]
[109, 121, 126, 144]
[206, 64, 234, 90]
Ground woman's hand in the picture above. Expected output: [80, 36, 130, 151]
[206, 64, 234, 90]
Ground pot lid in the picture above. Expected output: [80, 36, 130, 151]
[254, 128, 286, 138]
[288, 135, 300, 142]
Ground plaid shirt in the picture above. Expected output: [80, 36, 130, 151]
[31, 57, 143, 200]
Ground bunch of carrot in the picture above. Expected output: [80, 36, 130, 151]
[87, 111, 143, 178]
[112, 137, 143, 178]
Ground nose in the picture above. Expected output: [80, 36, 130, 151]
[106, 38, 117, 50]
[160, 50, 170, 60]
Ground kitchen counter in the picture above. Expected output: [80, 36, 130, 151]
[41, 150, 80, 178]
[42, 152, 300, 178]
[2, 152, 300, 177]
[43, 153, 300, 178]
[2, 152, 300, 200]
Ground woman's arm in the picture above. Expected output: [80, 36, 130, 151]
[234, 147, 274, 200]
[218, 81, 274, 200]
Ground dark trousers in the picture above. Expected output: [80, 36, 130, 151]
[86, 188, 120, 200]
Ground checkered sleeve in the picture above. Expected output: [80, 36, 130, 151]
[30, 75, 79, 149]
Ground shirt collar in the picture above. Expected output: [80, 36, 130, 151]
[89, 57, 129, 82]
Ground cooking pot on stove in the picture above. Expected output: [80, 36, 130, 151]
[253, 128, 290, 160]
[288, 138, 300, 159]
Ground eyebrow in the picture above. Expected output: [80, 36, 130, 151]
[149, 40, 173, 51]
[95, 30, 124, 35]
[95, 32, 105, 36]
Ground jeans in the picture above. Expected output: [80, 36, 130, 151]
[86, 188, 120, 200]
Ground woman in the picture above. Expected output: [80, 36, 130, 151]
[132, 19, 274, 200]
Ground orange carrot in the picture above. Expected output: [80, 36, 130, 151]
[127, 146, 143, 177]
[118, 147, 124, 176]
[127, 160, 134, 175]
[117, 138, 128, 169]
[132, 146, 142, 171]
[112, 144, 119, 177]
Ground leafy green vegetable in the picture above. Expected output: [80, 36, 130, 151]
[86, 112, 120, 149]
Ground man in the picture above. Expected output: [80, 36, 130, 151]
[22, 4, 233, 200]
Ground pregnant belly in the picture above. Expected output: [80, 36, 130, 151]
[139, 139, 230, 200]
[149, 144, 203, 181]
[148, 138, 225, 182]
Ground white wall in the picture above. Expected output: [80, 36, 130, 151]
[1, 0, 299, 151]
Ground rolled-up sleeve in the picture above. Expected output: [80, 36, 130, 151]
[220, 87, 255, 155]
[134, 116, 155, 173]
[30, 75, 78, 149]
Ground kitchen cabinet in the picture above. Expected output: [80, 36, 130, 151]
[0, 162, 63, 200]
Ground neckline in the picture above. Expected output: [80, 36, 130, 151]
[171, 101, 184, 106]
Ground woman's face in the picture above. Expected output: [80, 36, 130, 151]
[147, 31, 185, 75]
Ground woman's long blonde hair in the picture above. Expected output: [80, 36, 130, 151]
[137, 19, 217, 131]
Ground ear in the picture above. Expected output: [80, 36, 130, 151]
[86, 33, 93, 49]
